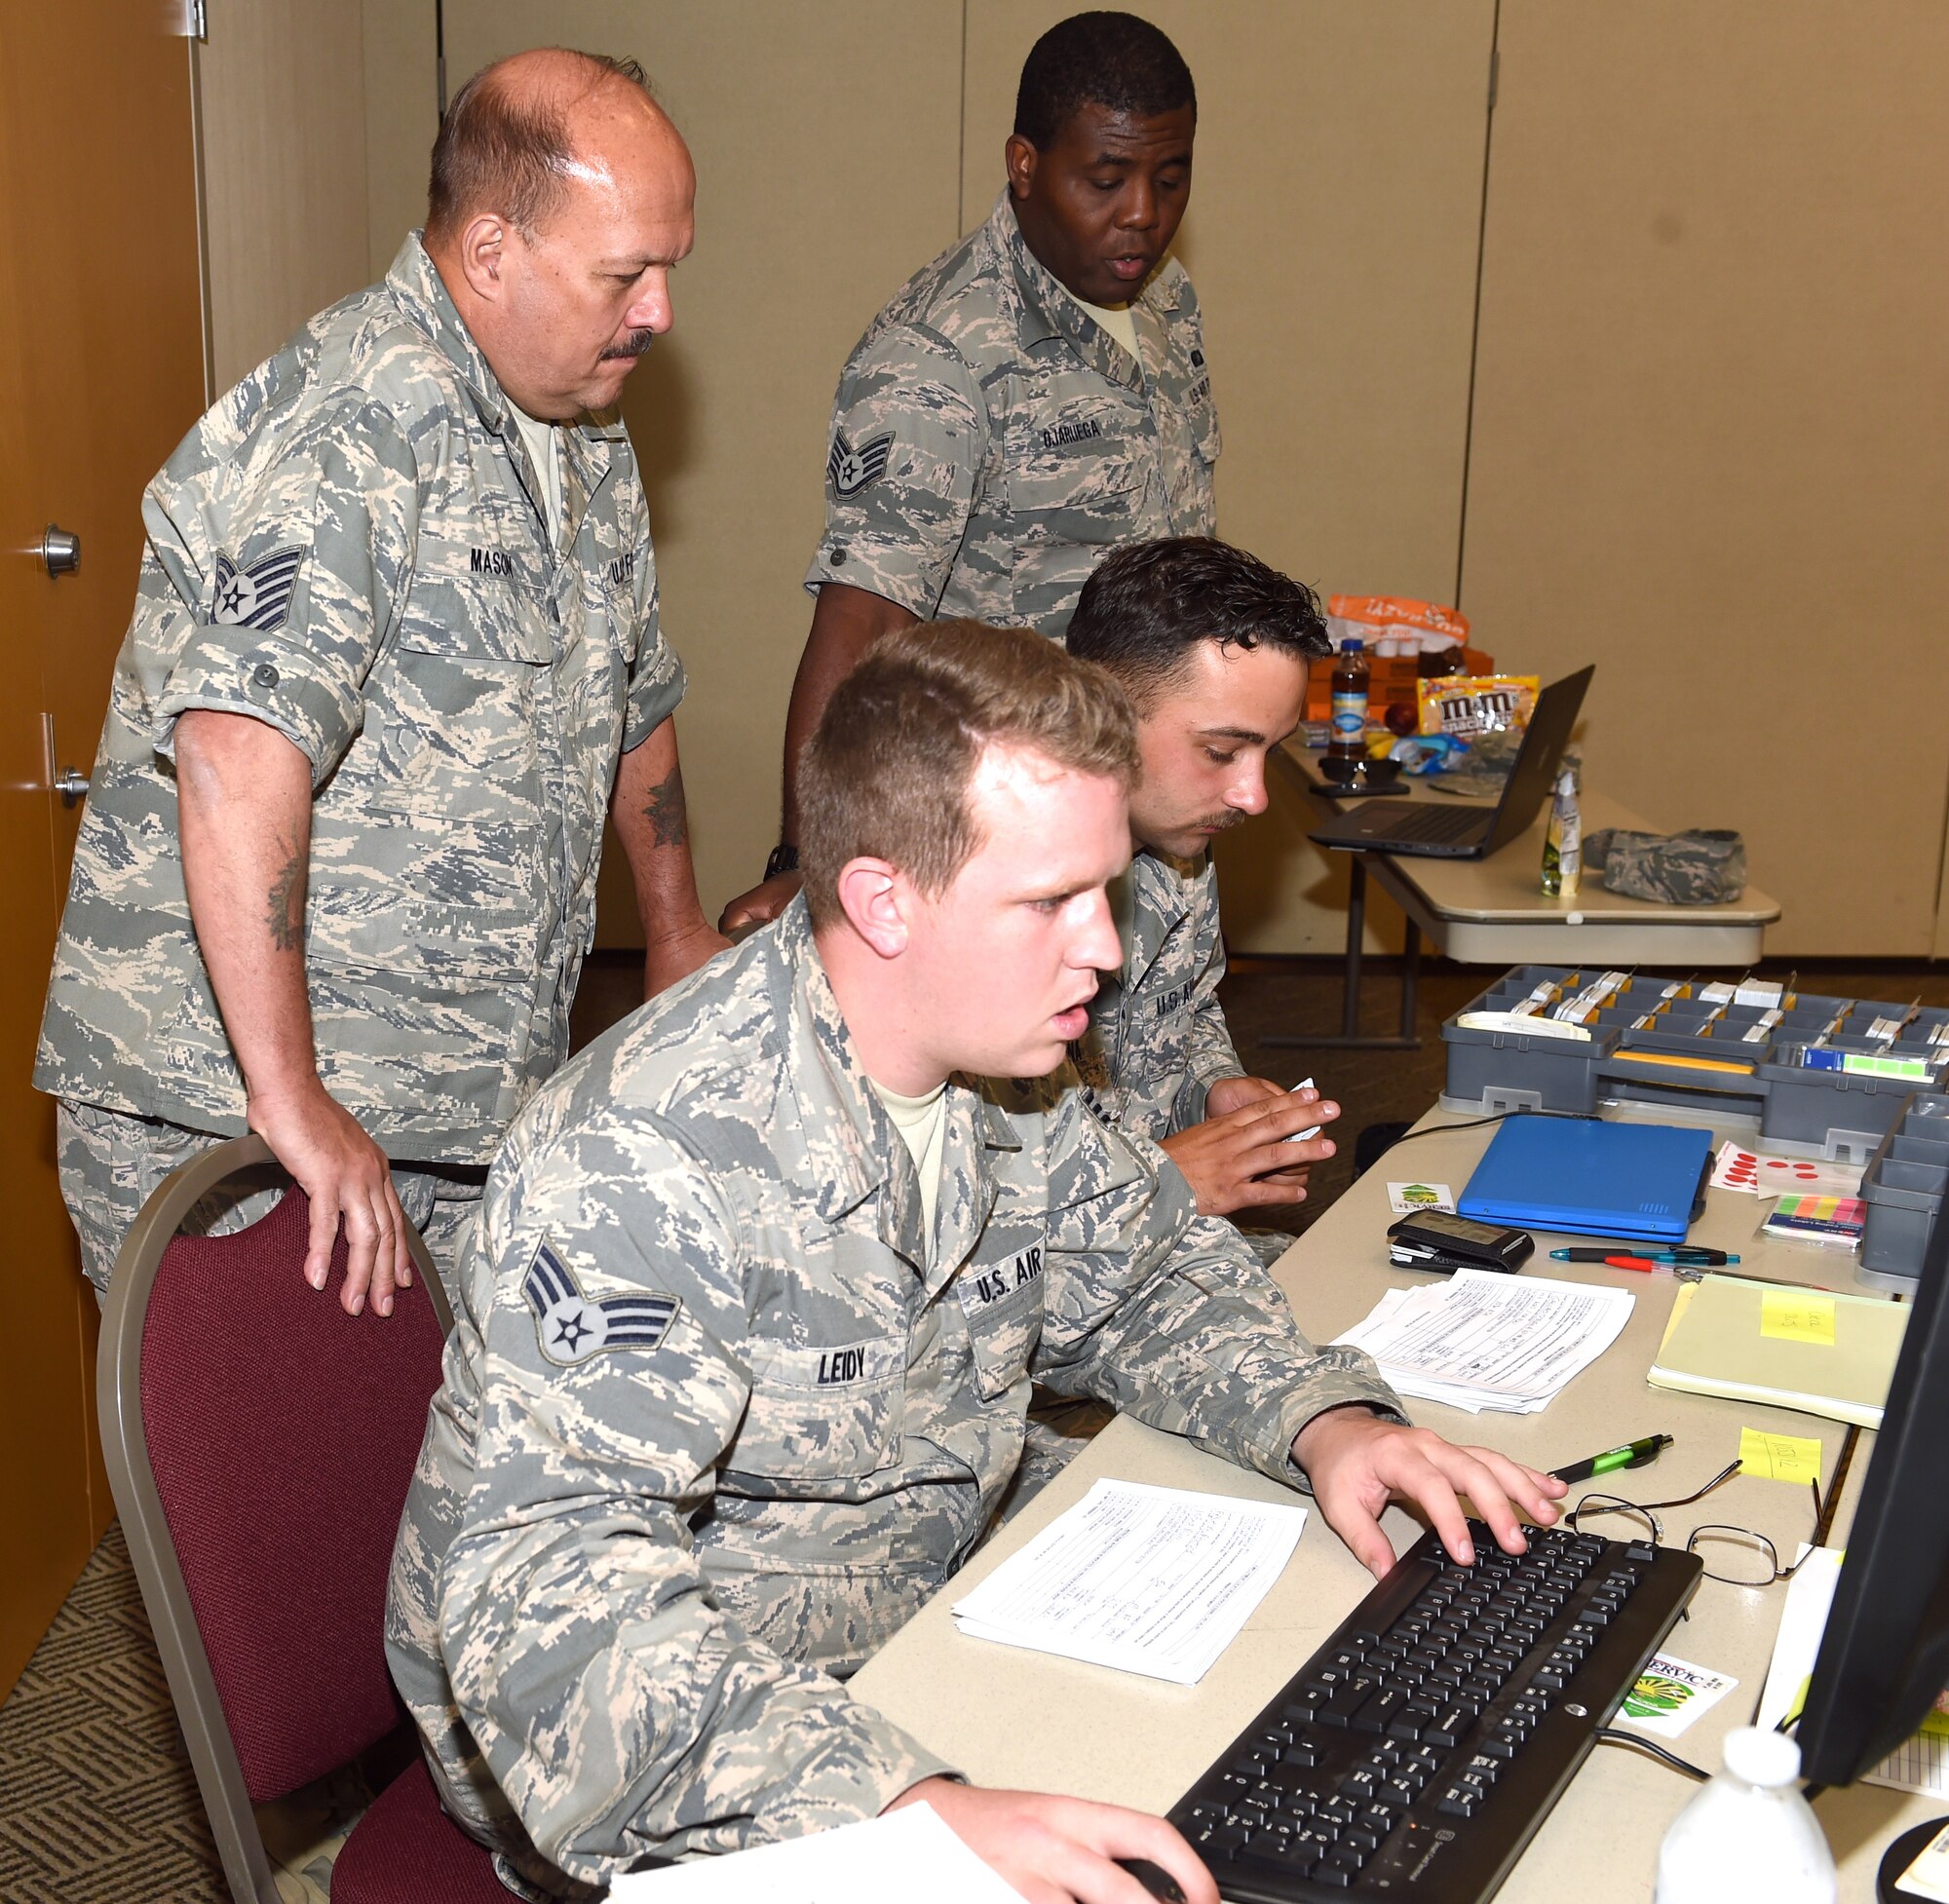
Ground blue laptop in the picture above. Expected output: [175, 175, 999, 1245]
[1458, 1115, 1714, 1242]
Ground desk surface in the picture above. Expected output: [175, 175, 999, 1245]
[854, 1102, 1930, 1901]
[1274, 742, 1780, 965]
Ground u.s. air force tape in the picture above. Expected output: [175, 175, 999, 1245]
[957, 1242, 1046, 1316]
[522, 1238, 680, 1366]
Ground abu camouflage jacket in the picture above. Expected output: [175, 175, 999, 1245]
[806, 191, 1219, 636]
[1071, 849, 1242, 1139]
[35, 236, 683, 1159]
[385, 898, 1397, 1894]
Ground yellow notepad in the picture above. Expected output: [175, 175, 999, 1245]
[1647, 1275, 1909, 1428]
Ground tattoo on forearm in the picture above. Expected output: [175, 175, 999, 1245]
[643, 768, 688, 849]
[267, 834, 306, 952]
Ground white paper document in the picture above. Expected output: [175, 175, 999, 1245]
[1332, 1269, 1634, 1413]
[1758, 1545, 1949, 1802]
[610, 1801, 1027, 1903]
[949, 1477, 1307, 1685]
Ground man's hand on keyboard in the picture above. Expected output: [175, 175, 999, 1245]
[888, 1778, 1218, 1904]
[1290, 1409, 1568, 1580]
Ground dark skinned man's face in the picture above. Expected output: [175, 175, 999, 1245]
[1005, 100, 1196, 308]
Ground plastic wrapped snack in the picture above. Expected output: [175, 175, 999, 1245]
[1325, 594, 1471, 657]
[1417, 673, 1540, 740]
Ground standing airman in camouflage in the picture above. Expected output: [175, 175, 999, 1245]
[721, 11, 1217, 933]
[386, 624, 1565, 1903]
[35, 50, 726, 1315]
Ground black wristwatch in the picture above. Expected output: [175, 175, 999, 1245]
[764, 842, 800, 882]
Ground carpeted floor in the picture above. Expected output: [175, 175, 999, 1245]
[0, 1525, 228, 1903]
[6, 949, 1943, 1901]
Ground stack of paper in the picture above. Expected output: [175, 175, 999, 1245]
[1756, 1547, 1949, 1805]
[611, 1801, 1028, 1902]
[1332, 1269, 1634, 1414]
[1647, 1274, 1906, 1428]
[949, 1478, 1307, 1686]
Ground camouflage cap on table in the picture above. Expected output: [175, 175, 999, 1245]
[1586, 828, 1748, 905]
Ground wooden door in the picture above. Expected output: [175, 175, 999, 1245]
[0, 2, 207, 1697]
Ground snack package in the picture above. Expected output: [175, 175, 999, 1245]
[1390, 734, 1467, 776]
[1417, 673, 1540, 740]
[1326, 595, 1471, 655]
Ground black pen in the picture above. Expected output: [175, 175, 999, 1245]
[1549, 1432, 1672, 1485]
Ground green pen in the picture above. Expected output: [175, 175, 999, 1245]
[1549, 1432, 1672, 1485]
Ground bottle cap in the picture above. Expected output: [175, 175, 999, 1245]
[1721, 1726, 1801, 1788]
[1340, 637, 1363, 653]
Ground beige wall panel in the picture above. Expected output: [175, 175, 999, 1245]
[963, 2, 1496, 953]
[201, 1, 371, 393]
[435, 3, 963, 938]
[1462, 2, 1949, 958]
[362, 0, 439, 277]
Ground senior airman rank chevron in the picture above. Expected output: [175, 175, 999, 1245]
[827, 427, 894, 497]
[523, 1239, 681, 1365]
[210, 546, 304, 630]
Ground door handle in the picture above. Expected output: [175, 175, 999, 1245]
[40, 523, 81, 577]
[39, 714, 90, 806]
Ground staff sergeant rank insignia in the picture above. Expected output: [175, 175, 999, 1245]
[211, 546, 304, 631]
[522, 1239, 681, 1365]
[827, 427, 894, 497]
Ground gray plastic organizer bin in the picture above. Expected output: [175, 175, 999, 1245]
[1441, 966, 1949, 1161]
[1859, 1094, 1949, 1280]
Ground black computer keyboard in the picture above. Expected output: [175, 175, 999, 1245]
[1165, 1519, 1703, 1903]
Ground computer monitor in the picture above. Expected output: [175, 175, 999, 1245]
[1796, 1197, 1949, 1790]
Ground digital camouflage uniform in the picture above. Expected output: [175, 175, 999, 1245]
[806, 190, 1220, 636]
[1069, 851, 1241, 1141]
[35, 234, 683, 1292]
[1586, 828, 1748, 906]
[386, 898, 1400, 1899]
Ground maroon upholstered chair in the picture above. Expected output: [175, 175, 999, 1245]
[96, 1135, 507, 1903]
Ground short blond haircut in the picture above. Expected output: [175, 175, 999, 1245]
[799, 620, 1139, 927]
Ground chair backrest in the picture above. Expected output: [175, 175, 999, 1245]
[97, 1135, 451, 1904]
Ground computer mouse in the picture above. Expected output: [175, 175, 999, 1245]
[1115, 1857, 1188, 1903]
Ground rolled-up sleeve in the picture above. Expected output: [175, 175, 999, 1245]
[804, 323, 984, 619]
[620, 550, 686, 753]
[153, 400, 417, 783]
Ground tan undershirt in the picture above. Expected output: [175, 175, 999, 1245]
[869, 1077, 949, 1257]
[1060, 284, 1139, 361]
[510, 403, 562, 546]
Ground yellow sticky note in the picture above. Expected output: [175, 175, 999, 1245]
[1739, 1425, 1823, 1486]
[1761, 1289, 1837, 1345]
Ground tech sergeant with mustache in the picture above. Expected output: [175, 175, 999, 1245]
[722, 10, 1220, 933]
